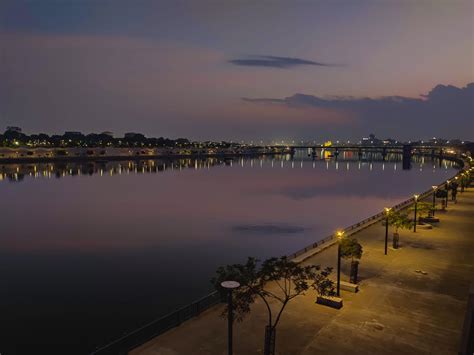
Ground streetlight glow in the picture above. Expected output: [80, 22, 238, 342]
[413, 195, 419, 232]
[432, 186, 437, 217]
[336, 230, 345, 296]
[384, 207, 391, 255]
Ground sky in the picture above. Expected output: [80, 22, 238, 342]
[1, 0, 473, 142]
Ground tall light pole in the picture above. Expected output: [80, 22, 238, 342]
[336, 230, 344, 297]
[445, 180, 450, 208]
[413, 194, 419, 232]
[221, 281, 240, 355]
[432, 186, 437, 217]
[384, 207, 391, 255]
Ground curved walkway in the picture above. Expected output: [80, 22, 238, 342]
[131, 188, 474, 355]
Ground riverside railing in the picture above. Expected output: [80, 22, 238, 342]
[91, 155, 468, 355]
[90, 291, 222, 355]
[287, 184, 437, 261]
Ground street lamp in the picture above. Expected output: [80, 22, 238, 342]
[384, 207, 391, 255]
[336, 230, 345, 297]
[413, 194, 419, 232]
[431, 186, 437, 217]
[221, 280, 240, 355]
[445, 180, 450, 208]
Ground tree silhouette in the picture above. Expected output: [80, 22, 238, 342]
[212, 256, 333, 355]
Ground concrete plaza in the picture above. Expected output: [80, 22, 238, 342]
[131, 189, 474, 355]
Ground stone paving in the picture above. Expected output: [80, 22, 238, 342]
[131, 188, 474, 355]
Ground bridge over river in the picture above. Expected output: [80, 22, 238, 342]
[264, 144, 457, 161]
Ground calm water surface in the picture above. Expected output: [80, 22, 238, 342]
[0, 152, 458, 354]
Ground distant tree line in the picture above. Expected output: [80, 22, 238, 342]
[0, 127, 235, 149]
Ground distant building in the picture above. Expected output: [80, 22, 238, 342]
[101, 131, 114, 137]
[361, 133, 382, 145]
[428, 137, 449, 145]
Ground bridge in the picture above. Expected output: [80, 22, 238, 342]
[264, 144, 453, 159]
[260, 144, 460, 171]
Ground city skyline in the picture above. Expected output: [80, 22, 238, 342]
[1, 1, 473, 141]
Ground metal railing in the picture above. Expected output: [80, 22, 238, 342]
[90, 291, 222, 354]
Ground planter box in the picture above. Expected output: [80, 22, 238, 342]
[417, 223, 433, 230]
[316, 296, 343, 309]
[340, 281, 359, 293]
[419, 217, 440, 223]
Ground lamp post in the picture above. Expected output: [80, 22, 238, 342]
[336, 231, 345, 297]
[221, 280, 240, 355]
[432, 186, 437, 217]
[445, 180, 450, 208]
[413, 194, 419, 232]
[384, 207, 391, 255]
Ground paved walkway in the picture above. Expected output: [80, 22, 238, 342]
[131, 189, 474, 355]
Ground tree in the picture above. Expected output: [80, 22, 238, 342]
[211, 257, 261, 323]
[340, 238, 363, 283]
[387, 211, 413, 248]
[409, 201, 434, 219]
[211, 256, 333, 355]
[311, 266, 336, 297]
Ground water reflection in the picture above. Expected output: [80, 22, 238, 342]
[0, 152, 458, 183]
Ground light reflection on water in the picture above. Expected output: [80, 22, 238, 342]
[0, 152, 454, 183]
[0, 153, 458, 354]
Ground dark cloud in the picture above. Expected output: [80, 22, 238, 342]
[229, 55, 334, 69]
[242, 83, 474, 138]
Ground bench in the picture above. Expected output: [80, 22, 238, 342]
[419, 216, 440, 223]
[316, 296, 343, 309]
[340, 281, 359, 293]
[417, 223, 433, 230]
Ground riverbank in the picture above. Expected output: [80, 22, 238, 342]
[0, 146, 286, 164]
[130, 184, 474, 354]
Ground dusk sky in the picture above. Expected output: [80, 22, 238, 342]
[1, 0, 473, 141]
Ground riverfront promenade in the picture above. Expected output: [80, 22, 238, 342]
[131, 189, 474, 354]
